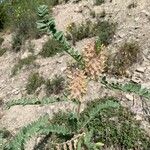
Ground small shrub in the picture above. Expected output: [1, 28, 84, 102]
[45, 76, 65, 95]
[66, 21, 94, 44]
[28, 41, 35, 54]
[0, 37, 4, 45]
[39, 39, 64, 57]
[0, 2, 7, 30]
[90, 10, 96, 18]
[26, 72, 45, 94]
[11, 55, 36, 76]
[107, 42, 140, 76]
[94, 0, 105, 5]
[12, 32, 24, 52]
[0, 48, 6, 56]
[80, 99, 150, 149]
[66, 20, 116, 45]
[46, 0, 70, 6]
[128, 3, 137, 9]
[0, 128, 12, 149]
[95, 21, 116, 46]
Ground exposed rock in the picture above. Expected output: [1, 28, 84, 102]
[125, 94, 133, 101]
[136, 67, 146, 73]
[21, 52, 32, 60]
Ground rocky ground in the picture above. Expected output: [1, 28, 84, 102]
[0, 0, 150, 149]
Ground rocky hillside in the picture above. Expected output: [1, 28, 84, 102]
[0, 0, 150, 149]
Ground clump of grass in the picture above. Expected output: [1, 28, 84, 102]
[45, 76, 65, 95]
[0, 37, 4, 45]
[0, 128, 12, 149]
[0, 2, 7, 31]
[12, 32, 24, 52]
[26, 72, 45, 94]
[66, 21, 94, 44]
[66, 20, 116, 45]
[94, 0, 105, 5]
[128, 2, 137, 9]
[107, 42, 140, 76]
[39, 39, 64, 58]
[49, 0, 70, 6]
[0, 48, 7, 57]
[95, 21, 116, 46]
[11, 55, 36, 76]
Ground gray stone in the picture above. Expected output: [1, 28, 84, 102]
[136, 67, 146, 73]
[126, 94, 133, 101]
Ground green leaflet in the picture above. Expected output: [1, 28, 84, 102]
[36, 5, 83, 65]
[79, 100, 120, 130]
[5, 115, 71, 150]
[5, 97, 67, 109]
[101, 76, 150, 100]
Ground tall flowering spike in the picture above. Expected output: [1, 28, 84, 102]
[67, 68, 87, 101]
[83, 42, 107, 80]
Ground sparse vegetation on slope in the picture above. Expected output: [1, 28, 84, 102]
[66, 21, 94, 44]
[0, 48, 6, 56]
[26, 72, 45, 94]
[0, 37, 4, 45]
[11, 55, 37, 76]
[107, 42, 140, 76]
[94, 0, 105, 6]
[45, 76, 65, 96]
[1, 1, 150, 150]
[39, 38, 64, 57]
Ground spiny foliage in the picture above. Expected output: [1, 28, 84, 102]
[101, 77, 150, 100]
[26, 72, 45, 94]
[4, 115, 71, 150]
[5, 97, 67, 109]
[11, 55, 37, 76]
[67, 69, 87, 100]
[37, 5, 83, 65]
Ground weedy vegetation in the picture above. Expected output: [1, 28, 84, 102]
[66, 21, 95, 44]
[45, 76, 65, 96]
[0, 48, 7, 56]
[1, 2, 150, 150]
[94, 0, 105, 6]
[0, 37, 4, 45]
[26, 72, 45, 94]
[39, 38, 64, 57]
[66, 20, 116, 46]
[0, 2, 8, 31]
[95, 21, 116, 46]
[107, 42, 140, 76]
[11, 55, 37, 76]
[12, 32, 24, 52]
